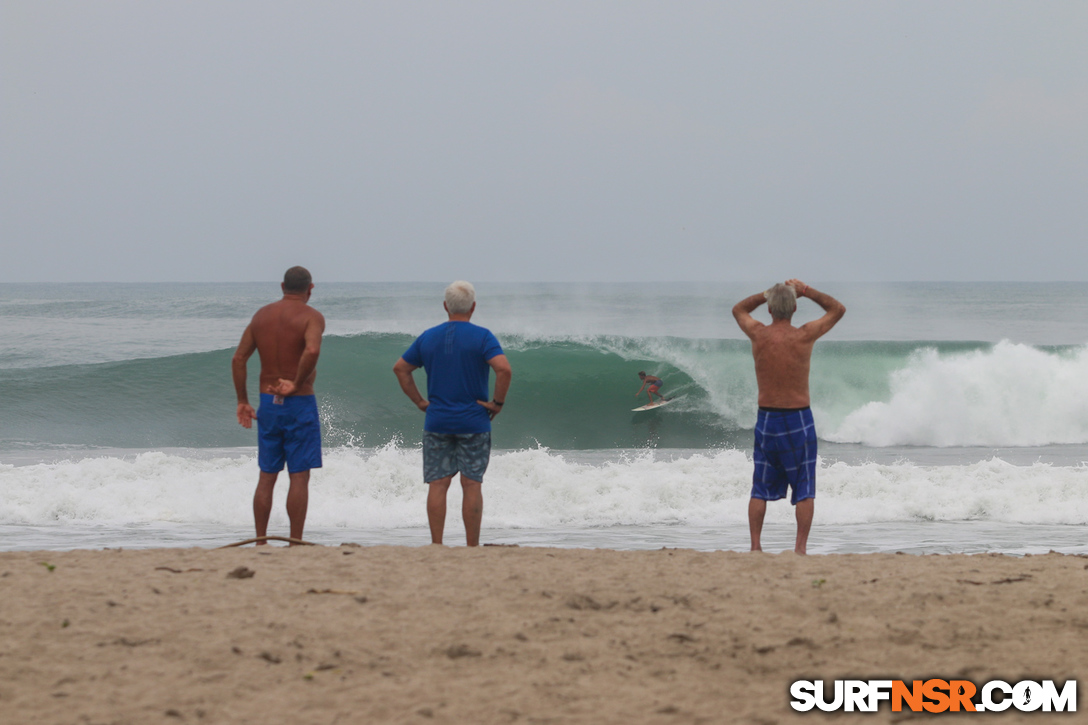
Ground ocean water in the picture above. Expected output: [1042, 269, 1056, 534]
[2, 282, 1087, 554]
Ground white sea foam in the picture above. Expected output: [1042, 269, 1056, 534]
[827, 342, 1088, 447]
[3, 446, 1087, 534]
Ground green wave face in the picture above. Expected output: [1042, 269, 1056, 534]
[0, 334, 999, 450]
[283, 334, 744, 450]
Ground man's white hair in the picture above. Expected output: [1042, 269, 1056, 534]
[445, 280, 476, 315]
[766, 283, 797, 320]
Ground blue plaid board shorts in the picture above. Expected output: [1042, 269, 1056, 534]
[422, 431, 492, 483]
[751, 407, 817, 504]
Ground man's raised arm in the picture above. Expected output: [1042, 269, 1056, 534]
[787, 279, 846, 340]
[732, 293, 768, 340]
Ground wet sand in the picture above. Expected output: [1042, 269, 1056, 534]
[1, 545, 1085, 723]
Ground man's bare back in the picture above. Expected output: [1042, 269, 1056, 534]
[248, 299, 325, 397]
[748, 324, 819, 408]
[733, 279, 845, 407]
[232, 279, 325, 428]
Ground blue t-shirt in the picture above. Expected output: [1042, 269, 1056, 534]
[402, 321, 504, 434]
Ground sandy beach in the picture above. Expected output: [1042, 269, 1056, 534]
[0, 544, 1084, 724]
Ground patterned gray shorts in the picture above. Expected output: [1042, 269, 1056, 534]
[422, 431, 492, 483]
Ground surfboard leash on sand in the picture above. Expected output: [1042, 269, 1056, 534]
[218, 535, 319, 548]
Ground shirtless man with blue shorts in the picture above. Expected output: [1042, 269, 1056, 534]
[232, 266, 325, 545]
[635, 372, 669, 406]
[393, 281, 512, 547]
[733, 279, 845, 554]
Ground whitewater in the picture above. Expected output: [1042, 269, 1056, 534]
[2, 282, 1087, 553]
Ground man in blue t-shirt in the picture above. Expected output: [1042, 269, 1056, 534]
[393, 281, 512, 546]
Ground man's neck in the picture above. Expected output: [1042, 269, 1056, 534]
[282, 293, 309, 304]
[447, 314, 472, 322]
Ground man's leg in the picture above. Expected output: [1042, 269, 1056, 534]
[427, 476, 454, 545]
[286, 470, 310, 544]
[794, 498, 814, 555]
[460, 475, 483, 547]
[748, 497, 766, 552]
[253, 470, 279, 545]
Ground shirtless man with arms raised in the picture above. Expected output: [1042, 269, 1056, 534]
[733, 279, 845, 554]
[232, 266, 326, 544]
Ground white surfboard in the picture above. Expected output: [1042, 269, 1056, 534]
[632, 398, 675, 412]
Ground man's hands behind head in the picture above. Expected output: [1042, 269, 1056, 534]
[785, 279, 809, 297]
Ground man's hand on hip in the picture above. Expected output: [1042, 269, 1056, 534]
[477, 399, 503, 420]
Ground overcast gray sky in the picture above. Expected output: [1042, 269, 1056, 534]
[2, 1, 1086, 283]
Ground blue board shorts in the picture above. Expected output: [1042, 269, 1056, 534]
[751, 407, 817, 505]
[257, 394, 322, 474]
[422, 431, 491, 483]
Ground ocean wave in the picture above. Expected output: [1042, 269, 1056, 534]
[2, 446, 1087, 530]
[827, 341, 1088, 446]
[2, 334, 1087, 449]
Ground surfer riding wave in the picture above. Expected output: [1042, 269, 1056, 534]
[635, 371, 670, 407]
